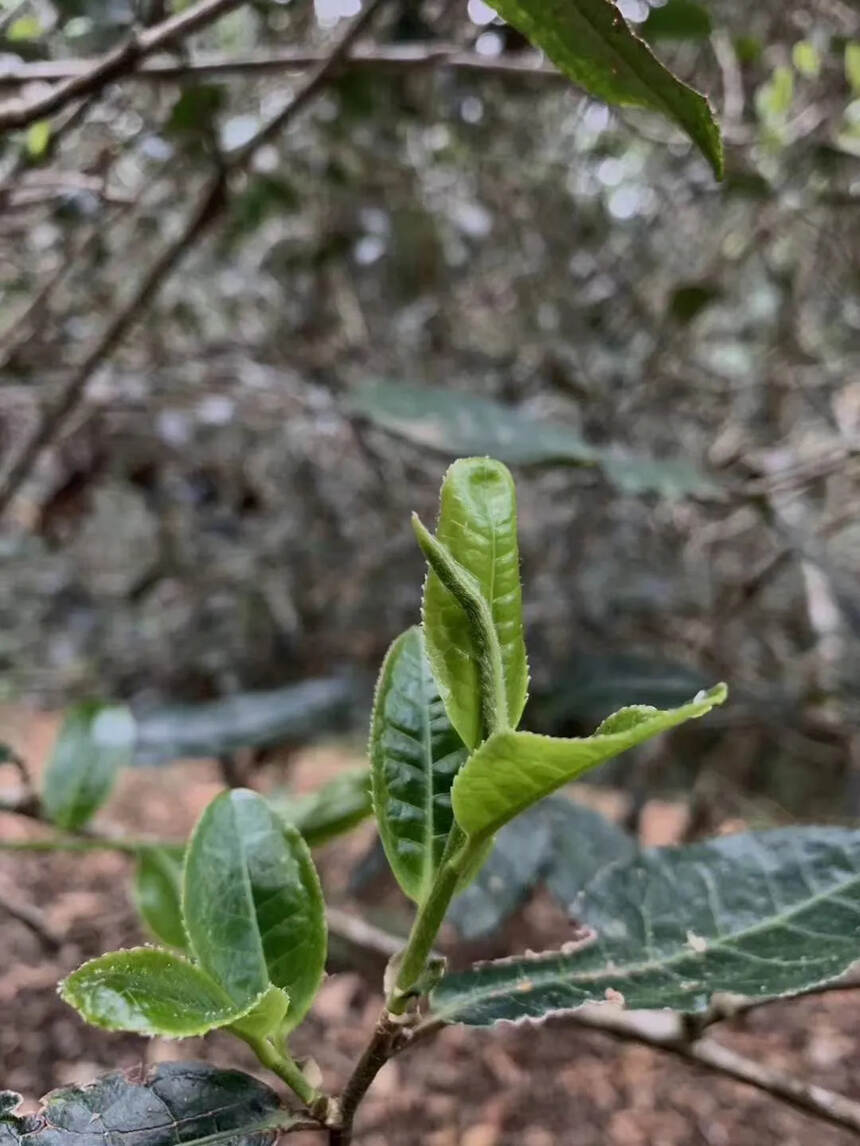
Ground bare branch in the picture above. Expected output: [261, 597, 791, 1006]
[0, 45, 561, 88]
[0, 885, 62, 951]
[0, 0, 387, 517]
[0, 0, 251, 131]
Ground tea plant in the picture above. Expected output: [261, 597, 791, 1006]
[3, 457, 860, 1145]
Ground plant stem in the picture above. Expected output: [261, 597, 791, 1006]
[242, 1034, 324, 1113]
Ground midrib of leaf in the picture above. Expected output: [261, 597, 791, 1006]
[433, 853, 860, 1020]
[419, 643, 435, 902]
[232, 801, 270, 995]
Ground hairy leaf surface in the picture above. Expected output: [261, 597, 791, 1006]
[371, 627, 468, 902]
[134, 846, 187, 949]
[452, 685, 726, 840]
[0, 1062, 300, 1146]
[422, 458, 528, 748]
[183, 789, 325, 1029]
[432, 827, 860, 1024]
[60, 949, 263, 1037]
[487, 0, 722, 176]
[42, 703, 135, 830]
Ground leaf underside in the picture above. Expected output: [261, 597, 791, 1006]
[60, 948, 262, 1037]
[432, 827, 860, 1025]
[488, 0, 723, 177]
[41, 702, 135, 830]
[0, 1062, 299, 1146]
[183, 788, 326, 1029]
[452, 684, 727, 839]
[372, 627, 469, 903]
[422, 457, 529, 749]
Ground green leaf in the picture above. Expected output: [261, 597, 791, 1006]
[452, 685, 727, 840]
[7, 15, 42, 39]
[485, 0, 722, 177]
[448, 796, 634, 939]
[791, 40, 820, 79]
[60, 948, 263, 1037]
[134, 846, 187, 949]
[183, 789, 326, 1030]
[348, 383, 717, 498]
[756, 66, 794, 123]
[420, 457, 528, 749]
[431, 827, 860, 1024]
[641, 0, 711, 42]
[270, 769, 372, 848]
[229, 984, 290, 1040]
[0, 1061, 300, 1146]
[133, 678, 352, 765]
[371, 627, 469, 903]
[41, 702, 136, 830]
[846, 43, 860, 95]
[25, 120, 51, 160]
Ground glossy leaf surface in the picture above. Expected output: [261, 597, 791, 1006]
[42, 703, 136, 830]
[487, 0, 723, 176]
[432, 827, 860, 1024]
[60, 949, 261, 1037]
[371, 627, 468, 902]
[349, 383, 716, 499]
[452, 685, 727, 840]
[421, 458, 528, 748]
[0, 1062, 299, 1146]
[271, 768, 372, 848]
[134, 846, 187, 949]
[183, 789, 325, 1029]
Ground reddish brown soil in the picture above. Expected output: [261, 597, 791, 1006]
[2, 711, 859, 1145]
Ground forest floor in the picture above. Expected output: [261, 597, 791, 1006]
[1, 708, 859, 1146]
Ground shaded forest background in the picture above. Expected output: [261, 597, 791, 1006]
[0, 0, 858, 818]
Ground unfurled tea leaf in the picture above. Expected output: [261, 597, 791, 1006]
[42, 703, 136, 830]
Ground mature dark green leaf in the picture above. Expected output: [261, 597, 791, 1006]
[60, 948, 263, 1037]
[432, 827, 860, 1024]
[134, 846, 187, 949]
[447, 805, 554, 939]
[42, 702, 136, 830]
[452, 685, 727, 840]
[371, 627, 469, 903]
[348, 383, 717, 498]
[421, 458, 528, 749]
[166, 84, 226, 138]
[133, 677, 354, 766]
[669, 282, 722, 323]
[0, 1062, 300, 1146]
[447, 796, 634, 939]
[183, 789, 326, 1029]
[641, 0, 712, 41]
[487, 0, 722, 176]
[270, 769, 372, 848]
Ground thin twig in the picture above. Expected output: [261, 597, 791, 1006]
[0, 45, 561, 87]
[0, 0, 387, 517]
[0, 0, 251, 131]
[0, 886, 62, 951]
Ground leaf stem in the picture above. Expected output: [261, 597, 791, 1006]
[241, 1034, 326, 1114]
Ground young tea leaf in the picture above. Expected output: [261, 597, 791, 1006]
[420, 457, 528, 748]
[134, 846, 187, 949]
[41, 702, 136, 830]
[452, 685, 727, 840]
[0, 1062, 300, 1146]
[183, 789, 326, 1030]
[60, 948, 263, 1037]
[487, 0, 723, 177]
[371, 627, 469, 903]
[432, 827, 860, 1024]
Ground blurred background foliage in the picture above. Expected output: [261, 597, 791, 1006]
[0, 0, 858, 818]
